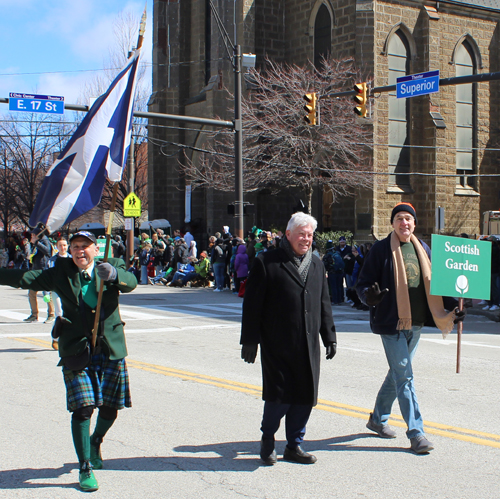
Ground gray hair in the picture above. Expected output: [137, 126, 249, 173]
[286, 212, 318, 233]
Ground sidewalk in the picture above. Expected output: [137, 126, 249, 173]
[466, 299, 500, 323]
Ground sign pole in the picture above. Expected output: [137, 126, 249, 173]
[430, 234, 491, 374]
[456, 297, 464, 374]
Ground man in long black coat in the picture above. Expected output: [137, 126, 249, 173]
[240, 212, 337, 465]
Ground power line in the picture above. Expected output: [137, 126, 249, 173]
[0, 58, 231, 79]
[158, 139, 500, 178]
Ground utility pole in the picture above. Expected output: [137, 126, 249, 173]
[234, 44, 244, 239]
[208, 0, 245, 239]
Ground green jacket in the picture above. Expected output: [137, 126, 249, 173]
[194, 258, 210, 278]
[0, 257, 137, 360]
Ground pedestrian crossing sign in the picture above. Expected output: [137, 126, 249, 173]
[123, 193, 141, 217]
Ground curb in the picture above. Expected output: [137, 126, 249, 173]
[467, 306, 500, 323]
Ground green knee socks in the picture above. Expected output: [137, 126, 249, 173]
[71, 418, 91, 464]
[92, 414, 116, 441]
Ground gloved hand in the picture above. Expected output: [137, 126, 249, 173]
[96, 262, 118, 282]
[326, 342, 337, 360]
[365, 282, 389, 307]
[453, 308, 466, 324]
[241, 344, 258, 363]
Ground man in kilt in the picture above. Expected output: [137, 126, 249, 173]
[0, 231, 137, 491]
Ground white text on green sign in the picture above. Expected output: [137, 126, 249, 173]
[430, 234, 491, 300]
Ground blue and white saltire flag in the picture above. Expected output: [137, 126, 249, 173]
[29, 49, 141, 232]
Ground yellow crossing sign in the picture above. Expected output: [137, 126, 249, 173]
[123, 193, 141, 217]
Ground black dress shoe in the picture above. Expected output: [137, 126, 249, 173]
[260, 437, 277, 465]
[283, 445, 317, 464]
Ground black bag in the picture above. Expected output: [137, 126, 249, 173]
[62, 343, 91, 371]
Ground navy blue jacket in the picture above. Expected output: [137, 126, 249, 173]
[356, 233, 457, 335]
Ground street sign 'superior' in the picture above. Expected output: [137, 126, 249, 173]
[397, 70, 439, 99]
[123, 193, 141, 217]
[9, 93, 64, 115]
[430, 234, 491, 300]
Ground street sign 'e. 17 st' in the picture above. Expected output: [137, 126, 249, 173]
[9, 92, 64, 115]
[397, 70, 439, 99]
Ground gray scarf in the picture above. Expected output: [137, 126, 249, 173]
[281, 235, 312, 283]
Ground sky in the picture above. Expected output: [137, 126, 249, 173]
[0, 0, 152, 114]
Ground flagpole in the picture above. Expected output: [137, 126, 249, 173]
[91, 4, 147, 350]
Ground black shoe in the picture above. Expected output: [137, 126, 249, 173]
[283, 445, 317, 464]
[260, 437, 277, 465]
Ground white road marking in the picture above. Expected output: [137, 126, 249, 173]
[0, 310, 31, 321]
[421, 338, 500, 349]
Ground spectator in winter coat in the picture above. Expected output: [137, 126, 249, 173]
[188, 240, 197, 259]
[335, 236, 352, 302]
[172, 238, 189, 270]
[211, 238, 226, 292]
[234, 244, 249, 293]
[139, 243, 152, 285]
[178, 252, 211, 286]
[24, 229, 55, 323]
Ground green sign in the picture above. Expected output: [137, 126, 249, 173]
[96, 240, 113, 259]
[430, 234, 491, 300]
[123, 193, 141, 217]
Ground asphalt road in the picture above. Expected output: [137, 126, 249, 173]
[0, 284, 499, 498]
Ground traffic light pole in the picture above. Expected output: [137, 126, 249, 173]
[234, 45, 244, 240]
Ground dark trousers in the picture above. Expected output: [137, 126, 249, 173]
[234, 276, 246, 293]
[261, 401, 313, 448]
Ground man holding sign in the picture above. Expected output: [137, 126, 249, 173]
[356, 203, 465, 454]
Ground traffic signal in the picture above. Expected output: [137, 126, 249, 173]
[353, 82, 367, 117]
[303, 92, 317, 125]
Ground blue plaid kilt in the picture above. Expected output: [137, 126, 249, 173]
[63, 354, 132, 412]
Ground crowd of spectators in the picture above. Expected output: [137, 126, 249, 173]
[2, 225, 498, 312]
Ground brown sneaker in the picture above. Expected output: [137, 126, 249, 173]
[44, 315, 55, 324]
[23, 315, 38, 323]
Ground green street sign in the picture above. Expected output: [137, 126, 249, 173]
[430, 234, 491, 300]
[123, 193, 141, 217]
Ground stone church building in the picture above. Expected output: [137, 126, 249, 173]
[148, 0, 500, 242]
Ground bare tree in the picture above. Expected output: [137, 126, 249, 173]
[0, 114, 74, 227]
[0, 147, 18, 235]
[181, 57, 373, 213]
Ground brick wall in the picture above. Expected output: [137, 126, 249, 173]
[150, 0, 500, 240]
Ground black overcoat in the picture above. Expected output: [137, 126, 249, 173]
[240, 248, 336, 406]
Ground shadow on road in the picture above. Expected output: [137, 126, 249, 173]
[0, 434, 412, 490]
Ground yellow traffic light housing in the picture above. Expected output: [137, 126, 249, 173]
[353, 82, 368, 117]
[303, 92, 317, 125]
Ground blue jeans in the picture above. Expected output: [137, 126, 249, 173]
[213, 263, 225, 290]
[181, 271, 198, 285]
[261, 401, 313, 448]
[140, 265, 148, 284]
[372, 326, 424, 439]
